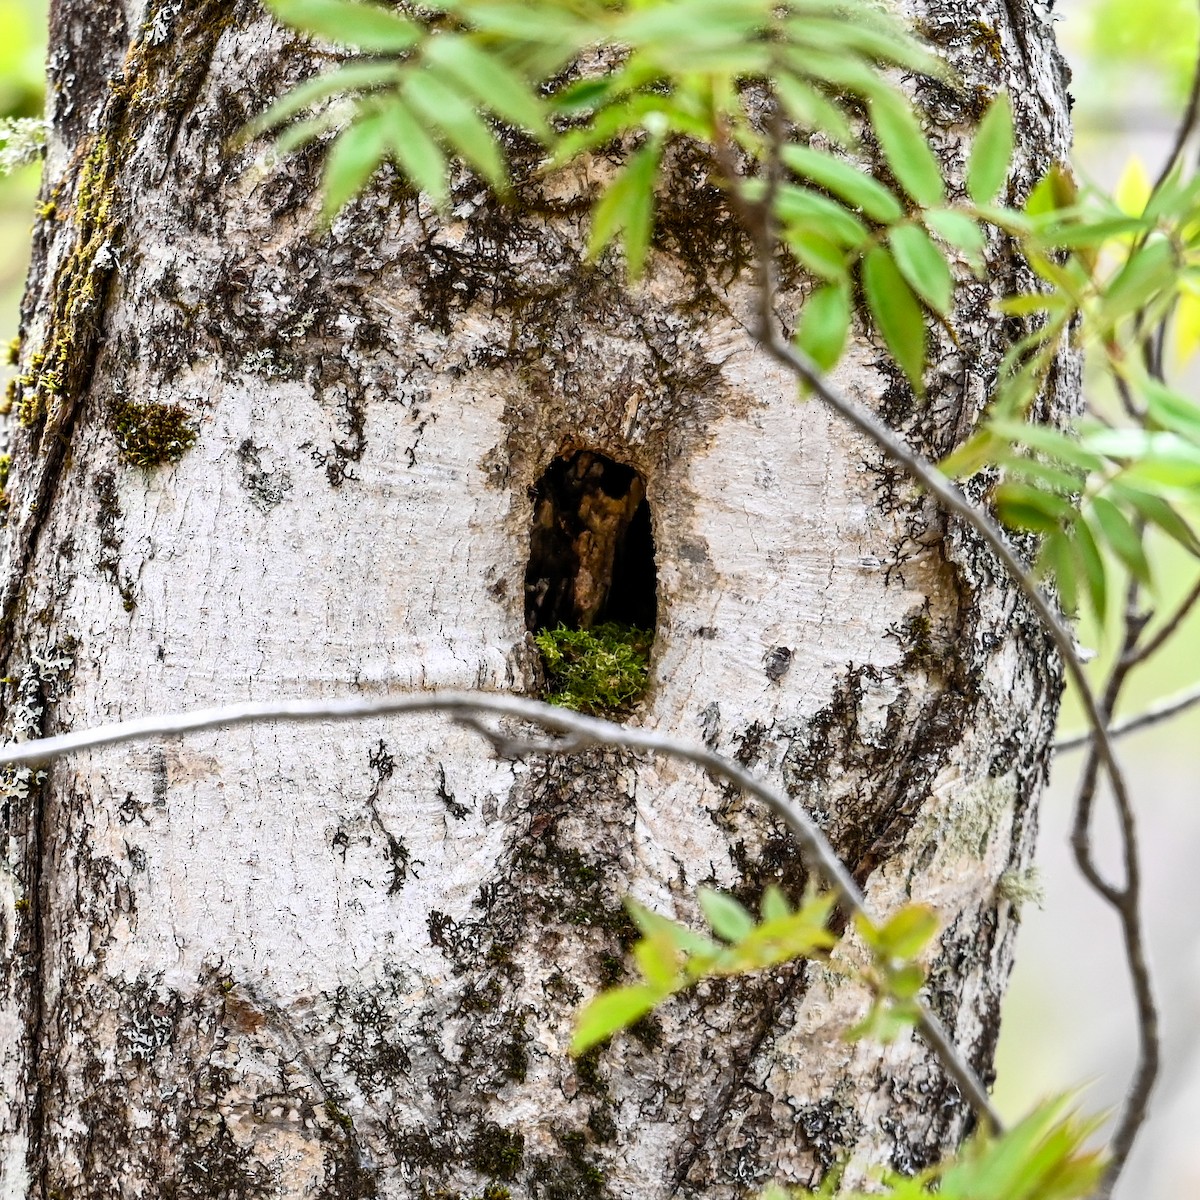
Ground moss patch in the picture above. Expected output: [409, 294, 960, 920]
[109, 398, 198, 466]
[533, 623, 651, 715]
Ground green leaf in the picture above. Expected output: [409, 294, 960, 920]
[424, 35, 550, 139]
[869, 91, 944, 207]
[761, 886, 791, 922]
[782, 144, 904, 223]
[587, 139, 663, 278]
[796, 282, 852, 371]
[1042, 529, 1079, 615]
[320, 109, 388, 220]
[994, 481, 1075, 533]
[243, 61, 402, 140]
[404, 71, 508, 190]
[924, 207, 987, 269]
[1100, 237, 1176, 326]
[940, 430, 999, 477]
[1025, 161, 1078, 219]
[861, 246, 926, 392]
[698, 888, 755, 942]
[572, 985, 661, 1053]
[773, 185, 870, 247]
[1072, 515, 1108, 622]
[874, 905, 938, 959]
[634, 935, 682, 990]
[774, 74, 854, 144]
[789, 229, 848, 281]
[989, 419, 1106, 471]
[968, 92, 1014, 205]
[1144, 377, 1200, 444]
[1091, 495, 1152, 583]
[267, 0, 421, 51]
[1111, 485, 1200, 556]
[625, 899, 720, 957]
[888, 963, 926, 1000]
[888, 223, 954, 314]
[381, 97, 448, 207]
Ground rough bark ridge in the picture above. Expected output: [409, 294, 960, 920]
[0, 1, 1074, 1196]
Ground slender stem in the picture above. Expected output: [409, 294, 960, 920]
[0, 688, 1002, 1129]
[1057, 680, 1200, 751]
[1122, 573, 1200, 668]
[1152, 0, 1200, 194]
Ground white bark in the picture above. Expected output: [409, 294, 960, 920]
[0, 2, 1075, 1196]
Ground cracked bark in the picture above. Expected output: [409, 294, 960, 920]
[0, 0, 1075, 1196]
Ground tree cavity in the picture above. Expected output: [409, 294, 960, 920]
[525, 451, 657, 715]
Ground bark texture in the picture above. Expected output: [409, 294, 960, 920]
[0, 1, 1075, 1196]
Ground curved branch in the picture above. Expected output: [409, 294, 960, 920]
[0, 687, 1001, 1129]
[1057, 680, 1200, 752]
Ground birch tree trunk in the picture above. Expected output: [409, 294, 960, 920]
[0, 2, 1076, 1196]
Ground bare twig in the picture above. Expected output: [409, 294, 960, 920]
[1067, 570, 1158, 1195]
[1152, 0, 1200, 194]
[1122, 574, 1200, 669]
[0, 688, 1001, 1129]
[1057, 680, 1200, 752]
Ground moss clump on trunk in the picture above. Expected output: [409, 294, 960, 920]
[109, 397, 197, 466]
[533, 623, 652, 714]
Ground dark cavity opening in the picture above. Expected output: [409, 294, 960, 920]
[525, 450, 657, 633]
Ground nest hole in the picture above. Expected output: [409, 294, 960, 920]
[524, 451, 657, 713]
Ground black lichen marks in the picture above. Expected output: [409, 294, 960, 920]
[528, 1128, 611, 1200]
[437, 764, 470, 821]
[470, 1122, 526, 1181]
[36, 971, 372, 1198]
[304, 336, 376, 489]
[326, 967, 415, 1103]
[92, 468, 137, 612]
[357, 740, 420, 896]
[651, 141, 753, 294]
[795, 1096, 865, 1175]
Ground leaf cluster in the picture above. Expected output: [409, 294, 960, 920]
[775, 1098, 1104, 1200]
[571, 885, 838, 1052]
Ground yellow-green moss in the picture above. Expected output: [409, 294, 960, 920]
[108, 397, 197, 467]
[14, 0, 236, 435]
[0, 454, 11, 522]
[533, 623, 652, 715]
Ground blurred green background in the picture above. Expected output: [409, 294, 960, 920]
[0, 0, 47, 355]
[2, 0, 1199, 1195]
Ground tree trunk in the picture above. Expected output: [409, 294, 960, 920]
[0, 2, 1075, 1196]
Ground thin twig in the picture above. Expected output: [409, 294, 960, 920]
[1066, 563, 1157, 1196]
[1057, 680, 1200, 752]
[1152, 0, 1200, 194]
[0, 688, 1002, 1129]
[1122, 574, 1200, 669]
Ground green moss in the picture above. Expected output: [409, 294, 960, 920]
[109, 397, 198, 466]
[534, 623, 652, 715]
[4, 337, 18, 367]
[469, 1124, 525, 1181]
[14, 0, 236, 434]
[0, 454, 10, 522]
